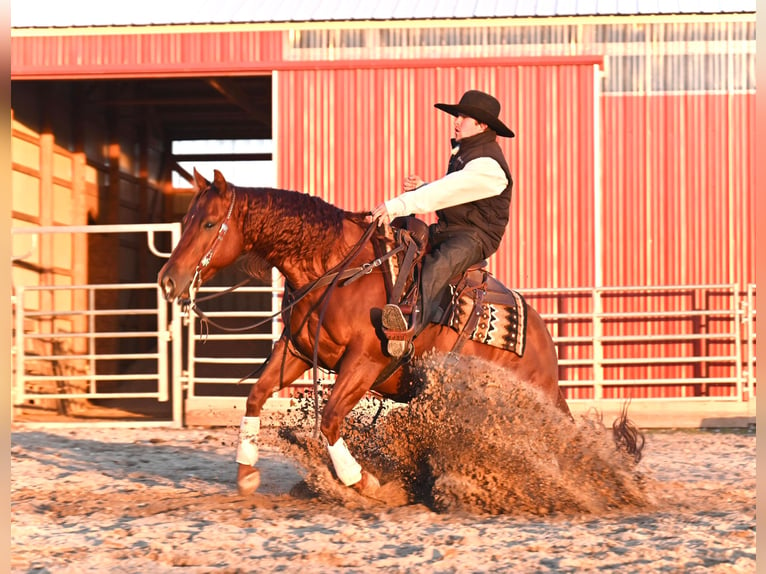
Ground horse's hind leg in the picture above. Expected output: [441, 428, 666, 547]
[523, 307, 573, 419]
[236, 338, 310, 495]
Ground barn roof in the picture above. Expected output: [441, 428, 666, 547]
[10, 0, 756, 29]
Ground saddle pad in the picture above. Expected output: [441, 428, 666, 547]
[447, 288, 528, 357]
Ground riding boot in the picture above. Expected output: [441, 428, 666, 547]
[381, 304, 414, 358]
[382, 287, 437, 357]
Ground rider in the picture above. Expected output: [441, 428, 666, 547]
[370, 89, 515, 357]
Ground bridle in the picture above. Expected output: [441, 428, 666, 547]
[188, 187, 237, 304]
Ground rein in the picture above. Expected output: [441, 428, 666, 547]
[186, 265, 366, 335]
[185, 223, 403, 335]
[305, 221, 378, 431]
[186, 220, 398, 405]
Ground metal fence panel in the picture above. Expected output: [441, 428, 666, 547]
[11, 224, 184, 427]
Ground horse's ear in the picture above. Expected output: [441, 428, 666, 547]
[213, 170, 227, 190]
[213, 169, 233, 200]
[193, 168, 209, 191]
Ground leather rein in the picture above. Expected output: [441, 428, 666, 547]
[184, 219, 403, 337]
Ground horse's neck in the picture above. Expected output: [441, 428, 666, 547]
[282, 226, 369, 289]
[242, 189, 366, 288]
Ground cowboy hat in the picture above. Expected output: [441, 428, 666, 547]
[434, 90, 515, 138]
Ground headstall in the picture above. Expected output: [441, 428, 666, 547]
[189, 187, 237, 304]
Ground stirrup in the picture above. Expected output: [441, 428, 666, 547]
[382, 304, 413, 358]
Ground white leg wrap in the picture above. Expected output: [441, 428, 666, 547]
[327, 437, 362, 486]
[236, 416, 261, 466]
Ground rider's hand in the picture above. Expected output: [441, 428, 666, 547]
[403, 175, 424, 192]
[370, 202, 391, 227]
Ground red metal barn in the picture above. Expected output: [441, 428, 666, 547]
[10, 4, 756, 426]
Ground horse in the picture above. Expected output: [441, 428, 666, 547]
[158, 169, 626, 498]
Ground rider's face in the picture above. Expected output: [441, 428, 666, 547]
[454, 114, 486, 141]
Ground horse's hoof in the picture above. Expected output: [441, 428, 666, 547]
[352, 470, 381, 498]
[375, 480, 410, 507]
[237, 466, 261, 496]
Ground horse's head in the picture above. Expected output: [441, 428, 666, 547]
[158, 168, 246, 302]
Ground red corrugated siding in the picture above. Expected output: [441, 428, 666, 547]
[275, 63, 599, 394]
[11, 31, 602, 79]
[598, 93, 754, 397]
[602, 93, 754, 288]
[275, 66, 754, 399]
[11, 32, 284, 78]
[275, 63, 598, 293]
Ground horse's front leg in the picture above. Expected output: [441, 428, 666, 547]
[320, 358, 382, 496]
[236, 337, 310, 495]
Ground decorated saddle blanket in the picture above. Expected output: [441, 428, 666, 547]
[442, 269, 528, 357]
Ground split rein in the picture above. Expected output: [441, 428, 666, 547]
[181, 209, 402, 340]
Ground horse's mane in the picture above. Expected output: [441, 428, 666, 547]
[241, 186, 365, 274]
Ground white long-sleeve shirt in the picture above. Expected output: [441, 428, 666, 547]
[384, 156, 508, 219]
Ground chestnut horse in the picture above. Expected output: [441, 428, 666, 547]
[159, 169, 574, 497]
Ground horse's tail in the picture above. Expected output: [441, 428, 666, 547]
[611, 401, 645, 464]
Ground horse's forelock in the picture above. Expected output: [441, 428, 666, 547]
[182, 184, 236, 233]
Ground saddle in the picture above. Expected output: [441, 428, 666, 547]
[374, 217, 528, 358]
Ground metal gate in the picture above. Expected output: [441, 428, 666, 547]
[181, 268, 296, 421]
[11, 222, 316, 427]
[12, 223, 184, 427]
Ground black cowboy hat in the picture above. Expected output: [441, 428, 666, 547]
[434, 90, 515, 138]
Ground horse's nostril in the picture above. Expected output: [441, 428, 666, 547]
[161, 276, 175, 300]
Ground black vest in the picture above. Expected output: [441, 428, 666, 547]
[435, 129, 513, 256]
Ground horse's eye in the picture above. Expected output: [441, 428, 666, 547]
[204, 221, 216, 230]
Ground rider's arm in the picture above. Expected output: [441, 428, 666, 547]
[384, 157, 507, 219]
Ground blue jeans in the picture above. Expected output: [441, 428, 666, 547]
[420, 228, 484, 326]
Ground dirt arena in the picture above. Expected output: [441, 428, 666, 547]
[11, 357, 755, 573]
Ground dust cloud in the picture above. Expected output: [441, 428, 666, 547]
[273, 352, 650, 516]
